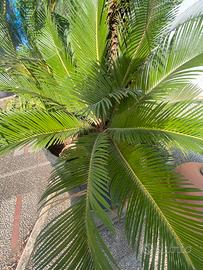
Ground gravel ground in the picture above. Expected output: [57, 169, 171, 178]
[102, 222, 140, 270]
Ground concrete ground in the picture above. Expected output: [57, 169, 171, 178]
[0, 146, 52, 270]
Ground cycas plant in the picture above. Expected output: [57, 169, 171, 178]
[0, 0, 203, 269]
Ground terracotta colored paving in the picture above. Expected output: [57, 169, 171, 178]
[11, 195, 22, 252]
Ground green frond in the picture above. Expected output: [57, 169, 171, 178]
[73, 63, 113, 114]
[84, 87, 141, 119]
[0, 16, 16, 60]
[68, 0, 109, 72]
[138, 16, 203, 99]
[109, 101, 203, 152]
[0, 109, 87, 154]
[40, 137, 92, 206]
[0, 69, 83, 110]
[34, 133, 119, 270]
[34, 200, 118, 270]
[70, 68, 140, 121]
[36, 10, 74, 81]
[116, 0, 181, 87]
[151, 82, 203, 103]
[41, 133, 113, 227]
[110, 142, 203, 269]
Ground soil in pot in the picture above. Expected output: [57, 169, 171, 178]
[48, 143, 65, 157]
[47, 138, 73, 157]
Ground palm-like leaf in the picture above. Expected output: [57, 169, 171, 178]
[34, 134, 118, 270]
[0, 17, 16, 60]
[109, 100, 203, 152]
[0, 109, 87, 153]
[36, 10, 73, 81]
[116, 0, 181, 87]
[110, 143, 203, 269]
[138, 16, 203, 101]
[0, 0, 203, 269]
[67, 0, 108, 71]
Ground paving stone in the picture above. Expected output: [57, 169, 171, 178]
[14, 147, 25, 157]
[0, 196, 16, 269]
[0, 152, 38, 175]
[0, 149, 52, 269]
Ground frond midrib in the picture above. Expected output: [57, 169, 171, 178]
[112, 140, 195, 268]
[108, 127, 203, 143]
[147, 51, 203, 94]
[85, 134, 99, 258]
[54, 46, 70, 77]
[1, 126, 81, 149]
[96, 8, 99, 62]
[121, 2, 152, 86]
[44, 18, 71, 77]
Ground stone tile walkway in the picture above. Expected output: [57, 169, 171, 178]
[0, 147, 52, 269]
